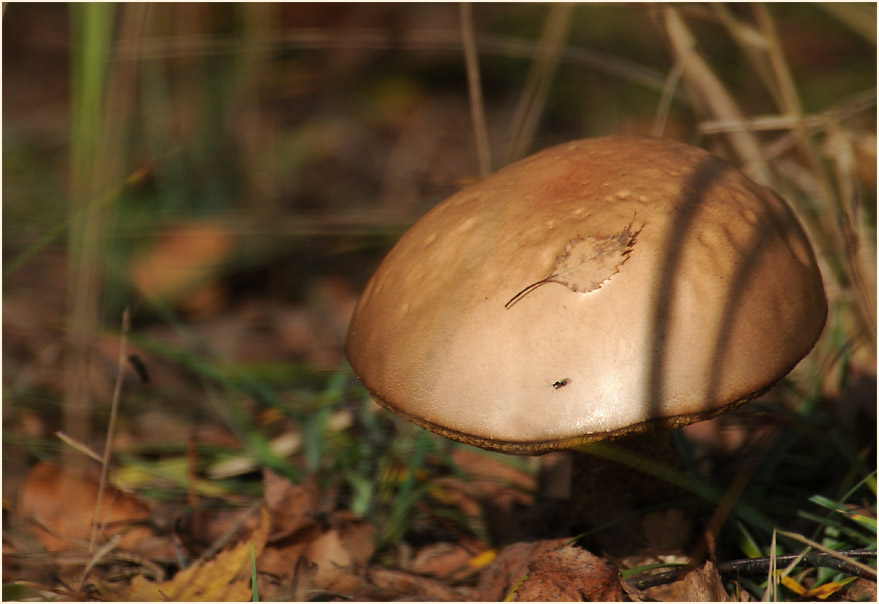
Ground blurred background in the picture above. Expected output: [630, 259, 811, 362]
[2, 3, 876, 599]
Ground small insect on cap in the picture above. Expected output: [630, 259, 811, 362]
[345, 136, 827, 455]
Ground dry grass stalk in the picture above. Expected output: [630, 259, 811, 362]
[65, 3, 149, 475]
[89, 307, 131, 552]
[663, 3, 877, 366]
[54, 431, 104, 464]
[651, 57, 685, 137]
[722, 5, 876, 353]
[500, 3, 575, 165]
[460, 3, 492, 178]
[815, 3, 877, 46]
[661, 5, 770, 184]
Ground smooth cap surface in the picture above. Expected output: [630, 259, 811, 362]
[346, 136, 827, 454]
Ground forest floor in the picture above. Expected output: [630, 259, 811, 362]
[3, 3, 876, 601]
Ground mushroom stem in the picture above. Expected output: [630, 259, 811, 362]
[568, 431, 695, 556]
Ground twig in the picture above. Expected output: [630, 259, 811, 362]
[89, 307, 131, 551]
[734, 549, 878, 580]
[460, 3, 492, 178]
[774, 530, 878, 579]
[626, 549, 878, 590]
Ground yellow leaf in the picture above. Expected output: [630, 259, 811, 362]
[99, 507, 269, 602]
[780, 574, 807, 596]
[778, 573, 857, 600]
[468, 549, 497, 569]
[806, 576, 857, 600]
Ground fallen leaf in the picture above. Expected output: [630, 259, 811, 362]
[16, 462, 168, 557]
[780, 573, 809, 597]
[263, 471, 318, 539]
[505, 223, 639, 308]
[511, 545, 622, 602]
[363, 567, 468, 601]
[99, 507, 269, 602]
[407, 539, 489, 583]
[474, 538, 569, 602]
[469, 548, 498, 569]
[844, 577, 877, 601]
[305, 517, 376, 594]
[130, 222, 234, 316]
[307, 529, 358, 593]
[805, 576, 857, 600]
[255, 526, 322, 601]
[645, 560, 731, 602]
[779, 573, 859, 601]
[257, 508, 376, 601]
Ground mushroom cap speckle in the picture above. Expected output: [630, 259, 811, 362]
[345, 136, 827, 454]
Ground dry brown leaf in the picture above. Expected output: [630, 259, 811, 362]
[255, 527, 322, 601]
[306, 529, 358, 593]
[844, 577, 877, 602]
[645, 560, 731, 602]
[408, 539, 488, 583]
[363, 567, 468, 601]
[263, 471, 319, 540]
[335, 515, 378, 570]
[130, 221, 234, 315]
[474, 538, 569, 602]
[16, 462, 168, 557]
[512, 545, 622, 602]
[305, 518, 377, 594]
[257, 509, 376, 601]
[505, 225, 639, 308]
[99, 507, 269, 602]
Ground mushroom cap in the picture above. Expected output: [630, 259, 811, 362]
[345, 136, 827, 454]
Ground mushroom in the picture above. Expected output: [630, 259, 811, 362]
[345, 136, 827, 553]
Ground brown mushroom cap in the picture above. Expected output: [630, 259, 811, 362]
[345, 136, 827, 454]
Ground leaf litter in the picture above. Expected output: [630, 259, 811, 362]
[98, 507, 270, 602]
[7, 428, 874, 601]
[3, 453, 622, 602]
